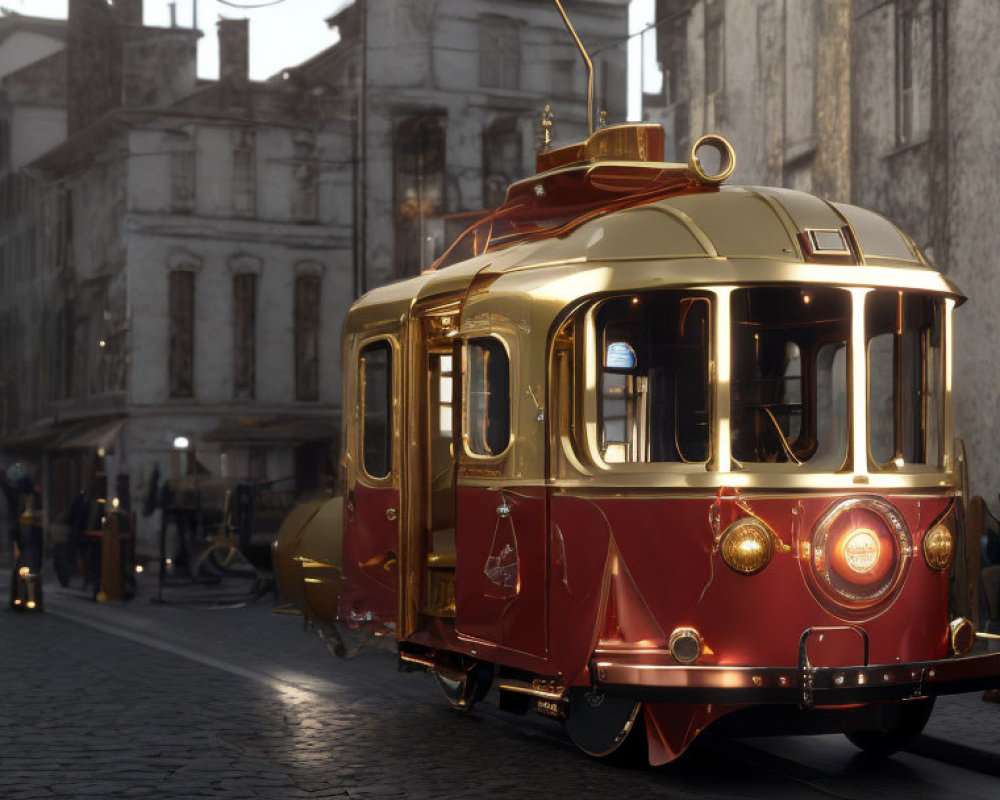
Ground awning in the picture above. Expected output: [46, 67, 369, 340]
[203, 416, 335, 446]
[0, 415, 126, 452]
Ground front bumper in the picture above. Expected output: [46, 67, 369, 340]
[592, 649, 1000, 708]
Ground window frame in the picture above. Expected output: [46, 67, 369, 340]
[462, 334, 513, 461]
[864, 290, 945, 473]
[728, 286, 853, 473]
[579, 291, 715, 474]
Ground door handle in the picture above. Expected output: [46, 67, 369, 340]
[385, 507, 398, 521]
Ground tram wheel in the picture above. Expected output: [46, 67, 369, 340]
[845, 698, 935, 757]
[434, 659, 493, 711]
[563, 687, 647, 765]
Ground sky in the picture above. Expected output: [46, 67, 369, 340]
[14, 0, 652, 118]
[10, 0, 351, 79]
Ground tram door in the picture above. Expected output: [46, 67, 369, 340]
[339, 337, 400, 626]
[422, 344, 459, 618]
[454, 335, 548, 659]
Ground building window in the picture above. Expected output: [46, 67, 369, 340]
[232, 129, 256, 217]
[480, 16, 520, 90]
[233, 272, 256, 399]
[171, 149, 195, 214]
[483, 118, 522, 209]
[600, 58, 628, 121]
[704, 1, 725, 96]
[361, 340, 392, 479]
[294, 273, 320, 401]
[896, 7, 915, 144]
[551, 59, 576, 96]
[393, 114, 446, 277]
[169, 270, 195, 398]
[291, 132, 318, 223]
[0, 119, 9, 172]
[466, 337, 510, 457]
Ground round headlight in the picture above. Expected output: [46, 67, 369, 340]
[809, 497, 910, 611]
[923, 523, 954, 571]
[720, 518, 774, 575]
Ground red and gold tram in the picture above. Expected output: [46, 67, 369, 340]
[274, 122, 1000, 764]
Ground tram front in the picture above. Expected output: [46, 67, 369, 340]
[541, 191, 1000, 764]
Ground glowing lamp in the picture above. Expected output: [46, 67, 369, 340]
[720, 518, 774, 575]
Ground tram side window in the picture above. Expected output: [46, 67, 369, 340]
[867, 292, 943, 467]
[596, 291, 711, 464]
[361, 341, 392, 479]
[466, 337, 510, 456]
[731, 288, 850, 467]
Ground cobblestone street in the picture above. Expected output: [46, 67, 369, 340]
[2, 571, 1000, 799]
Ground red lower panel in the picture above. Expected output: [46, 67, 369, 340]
[547, 492, 953, 682]
[455, 486, 547, 658]
[338, 483, 399, 627]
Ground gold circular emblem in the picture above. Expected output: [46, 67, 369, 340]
[844, 529, 880, 574]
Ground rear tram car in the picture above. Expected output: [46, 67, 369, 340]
[274, 121, 1000, 764]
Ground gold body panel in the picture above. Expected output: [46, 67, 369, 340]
[345, 185, 962, 492]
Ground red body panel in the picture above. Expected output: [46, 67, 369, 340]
[455, 486, 547, 658]
[338, 484, 400, 626]
[419, 490, 952, 681]
[548, 492, 951, 680]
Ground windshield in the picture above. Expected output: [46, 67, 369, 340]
[730, 287, 850, 468]
[866, 291, 943, 467]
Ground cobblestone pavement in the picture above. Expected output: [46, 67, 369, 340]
[1, 570, 999, 799]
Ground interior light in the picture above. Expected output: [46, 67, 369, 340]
[97, 447, 106, 458]
[802, 294, 812, 304]
[173, 436, 190, 450]
[98, 339, 107, 348]
[111, 497, 120, 509]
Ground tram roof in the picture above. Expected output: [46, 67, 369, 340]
[346, 183, 962, 336]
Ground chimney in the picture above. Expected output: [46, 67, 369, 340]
[114, 0, 143, 25]
[218, 19, 250, 83]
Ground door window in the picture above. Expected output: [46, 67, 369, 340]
[466, 337, 510, 457]
[361, 341, 392, 478]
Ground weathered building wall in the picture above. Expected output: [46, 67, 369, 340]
[658, 0, 1000, 502]
[946, 0, 1000, 500]
[316, 0, 628, 290]
[650, 0, 849, 195]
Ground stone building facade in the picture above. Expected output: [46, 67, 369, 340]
[291, 0, 629, 290]
[0, 0, 628, 553]
[648, 0, 1000, 503]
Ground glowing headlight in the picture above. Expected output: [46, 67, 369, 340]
[923, 523, 954, 571]
[720, 518, 774, 575]
[840, 528, 881, 575]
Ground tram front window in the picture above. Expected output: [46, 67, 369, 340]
[866, 292, 943, 467]
[731, 287, 850, 467]
[596, 291, 711, 464]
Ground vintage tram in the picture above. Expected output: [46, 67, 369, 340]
[274, 119, 1000, 764]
